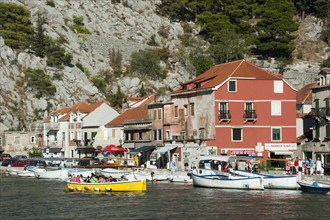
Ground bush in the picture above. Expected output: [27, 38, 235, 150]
[71, 15, 91, 34]
[24, 68, 56, 98]
[321, 56, 330, 68]
[130, 48, 166, 80]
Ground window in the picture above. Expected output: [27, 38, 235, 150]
[272, 127, 281, 141]
[63, 132, 66, 141]
[314, 99, 319, 109]
[315, 125, 320, 138]
[184, 105, 188, 116]
[199, 128, 205, 139]
[228, 80, 236, 92]
[271, 101, 281, 116]
[154, 130, 158, 140]
[31, 136, 35, 143]
[232, 128, 242, 141]
[274, 81, 283, 93]
[77, 131, 81, 140]
[112, 129, 116, 138]
[146, 131, 150, 140]
[14, 136, 20, 144]
[153, 110, 157, 120]
[158, 109, 162, 119]
[174, 106, 178, 117]
[139, 132, 143, 140]
[166, 131, 170, 140]
[245, 102, 253, 111]
[326, 125, 330, 138]
[190, 103, 195, 116]
[70, 132, 74, 141]
[158, 129, 162, 140]
[180, 131, 186, 139]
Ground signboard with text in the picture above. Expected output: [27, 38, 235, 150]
[264, 143, 297, 151]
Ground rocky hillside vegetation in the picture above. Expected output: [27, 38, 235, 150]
[0, 0, 329, 130]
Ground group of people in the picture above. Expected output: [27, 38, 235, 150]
[69, 173, 128, 183]
[289, 157, 323, 175]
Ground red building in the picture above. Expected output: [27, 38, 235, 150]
[170, 60, 297, 161]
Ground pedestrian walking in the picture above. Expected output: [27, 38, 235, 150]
[316, 158, 323, 175]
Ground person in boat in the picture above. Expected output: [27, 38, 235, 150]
[106, 176, 113, 182]
[69, 174, 75, 182]
[98, 175, 106, 183]
[245, 160, 252, 172]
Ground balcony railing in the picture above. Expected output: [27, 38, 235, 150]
[310, 107, 330, 118]
[243, 110, 257, 122]
[218, 110, 231, 122]
[44, 122, 60, 131]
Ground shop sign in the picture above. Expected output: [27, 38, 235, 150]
[265, 143, 297, 151]
[229, 150, 256, 156]
[183, 152, 190, 156]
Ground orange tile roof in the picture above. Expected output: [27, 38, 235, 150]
[296, 82, 317, 104]
[105, 107, 149, 127]
[175, 59, 282, 92]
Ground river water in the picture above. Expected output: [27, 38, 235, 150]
[0, 174, 329, 220]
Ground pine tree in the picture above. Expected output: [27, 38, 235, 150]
[31, 14, 47, 58]
[0, 2, 33, 49]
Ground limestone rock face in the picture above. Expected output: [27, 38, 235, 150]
[0, 0, 328, 129]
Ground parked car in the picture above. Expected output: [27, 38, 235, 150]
[14, 155, 28, 160]
[1, 159, 16, 166]
[0, 153, 12, 161]
[323, 163, 330, 175]
[11, 160, 27, 167]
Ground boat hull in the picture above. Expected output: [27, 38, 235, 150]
[66, 180, 147, 192]
[231, 170, 299, 189]
[298, 181, 330, 194]
[35, 169, 69, 180]
[192, 172, 264, 190]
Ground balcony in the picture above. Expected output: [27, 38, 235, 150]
[310, 107, 330, 119]
[44, 122, 60, 131]
[218, 110, 231, 122]
[243, 110, 257, 123]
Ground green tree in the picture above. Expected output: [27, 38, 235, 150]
[254, 0, 299, 59]
[190, 54, 213, 76]
[108, 86, 125, 110]
[45, 37, 72, 67]
[90, 75, 106, 94]
[28, 146, 43, 158]
[31, 14, 47, 58]
[71, 15, 91, 34]
[25, 68, 56, 98]
[0, 2, 33, 49]
[130, 49, 162, 80]
[109, 48, 122, 76]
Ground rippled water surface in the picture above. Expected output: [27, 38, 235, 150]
[0, 174, 329, 219]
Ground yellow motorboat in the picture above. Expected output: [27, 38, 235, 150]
[66, 180, 147, 192]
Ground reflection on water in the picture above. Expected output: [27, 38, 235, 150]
[0, 174, 329, 219]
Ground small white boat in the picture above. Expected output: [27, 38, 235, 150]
[17, 168, 46, 177]
[230, 170, 299, 189]
[168, 174, 193, 184]
[101, 168, 133, 179]
[191, 156, 264, 190]
[35, 169, 69, 180]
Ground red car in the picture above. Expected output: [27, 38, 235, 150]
[11, 160, 27, 167]
[0, 153, 12, 161]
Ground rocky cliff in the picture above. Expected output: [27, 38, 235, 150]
[0, 0, 328, 129]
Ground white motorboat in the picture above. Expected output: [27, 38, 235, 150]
[17, 168, 46, 177]
[35, 169, 69, 180]
[101, 168, 133, 179]
[230, 169, 299, 189]
[191, 156, 264, 190]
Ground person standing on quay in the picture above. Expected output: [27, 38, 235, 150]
[309, 158, 315, 175]
[316, 158, 323, 175]
[298, 158, 303, 181]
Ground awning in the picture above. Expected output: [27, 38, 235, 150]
[272, 151, 294, 156]
[128, 146, 155, 154]
[153, 144, 177, 154]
